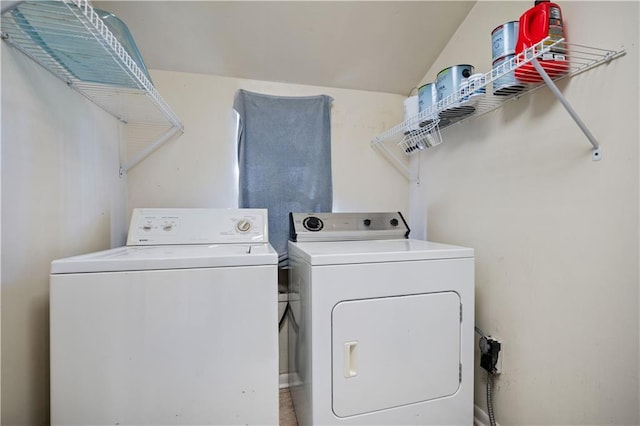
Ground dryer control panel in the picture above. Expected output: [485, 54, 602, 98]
[127, 208, 269, 246]
[289, 212, 410, 242]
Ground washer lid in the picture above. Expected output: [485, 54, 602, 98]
[50, 244, 278, 274]
[288, 239, 473, 265]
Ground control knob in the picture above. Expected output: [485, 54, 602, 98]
[390, 218, 399, 227]
[303, 216, 323, 232]
[236, 219, 252, 233]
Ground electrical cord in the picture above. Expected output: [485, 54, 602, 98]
[278, 301, 299, 333]
[278, 299, 301, 384]
[477, 325, 499, 426]
[487, 371, 496, 426]
[278, 301, 290, 331]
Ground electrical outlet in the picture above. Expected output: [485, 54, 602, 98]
[480, 337, 502, 375]
[490, 338, 502, 374]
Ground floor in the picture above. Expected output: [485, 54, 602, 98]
[279, 388, 298, 426]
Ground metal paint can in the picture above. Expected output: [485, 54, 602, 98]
[459, 78, 470, 103]
[436, 64, 475, 119]
[418, 83, 437, 113]
[418, 82, 438, 126]
[467, 73, 486, 101]
[491, 54, 525, 96]
[436, 64, 474, 103]
[491, 21, 519, 62]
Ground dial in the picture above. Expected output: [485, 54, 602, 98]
[363, 219, 371, 227]
[303, 216, 324, 232]
[236, 219, 252, 233]
[390, 218, 399, 227]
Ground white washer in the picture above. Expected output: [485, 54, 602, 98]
[50, 208, 278, 425]
[287, 212, 474, 425]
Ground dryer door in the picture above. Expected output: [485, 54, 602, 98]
[331, 291, 461, 418]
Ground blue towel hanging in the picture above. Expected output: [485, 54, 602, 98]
[234, 89, 333, 266]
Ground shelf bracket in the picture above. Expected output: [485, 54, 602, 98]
[371, 141, 414, 181]
[530, 58, 602, 161]
[120, 126, 183, 175]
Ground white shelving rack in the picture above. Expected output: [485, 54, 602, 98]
[371, 38, 625, 180]
[1, 0, 184, 175]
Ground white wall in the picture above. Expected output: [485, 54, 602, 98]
[1, 46, 127, 425]
[127, 70, 409, 215]
[415, 1, 639, 424]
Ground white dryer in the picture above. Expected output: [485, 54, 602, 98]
[287, 212, 474, 425]
[50, 208, 278, 425]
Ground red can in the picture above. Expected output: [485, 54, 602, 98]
[514, 0, 568, 83]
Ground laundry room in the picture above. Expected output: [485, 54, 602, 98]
[1, 1, 638, 425]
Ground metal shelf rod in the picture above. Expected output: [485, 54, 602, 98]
[530, 57, 601, 161]
[121, 126, 183, 175]
[372, 141, 413, 181]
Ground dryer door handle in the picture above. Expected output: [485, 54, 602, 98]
[343, 341, 358, 378]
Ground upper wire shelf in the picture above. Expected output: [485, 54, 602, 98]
[371, 38, 625, 180]
[1, 0, 184, 172]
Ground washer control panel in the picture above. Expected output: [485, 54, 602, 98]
[290, 212, 409, 242]
[127, 208, 269, 246]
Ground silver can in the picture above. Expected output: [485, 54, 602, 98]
[436, 64, 476, 119]
[491, 21, 519, 62]
[492, 54, 525, 96]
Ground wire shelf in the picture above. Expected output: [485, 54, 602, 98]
[1, 0, 184, 171]
[371, 38, 625, 179]
[399, 116, 442, 154]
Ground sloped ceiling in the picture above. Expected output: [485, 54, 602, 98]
[92, 1, 476, 95]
